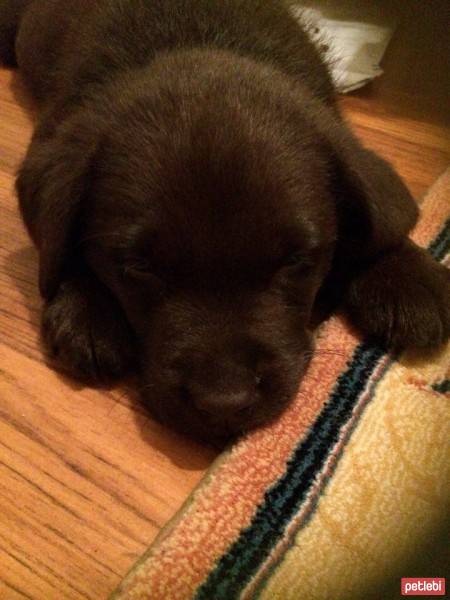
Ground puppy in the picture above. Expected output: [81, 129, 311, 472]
[1, 0, 449, 442]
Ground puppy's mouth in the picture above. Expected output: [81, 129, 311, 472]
[141, 388, 260, 443]
[140, 358, 312, 444]
[145, 396, 283, 446]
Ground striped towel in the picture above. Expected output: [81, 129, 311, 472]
[113, 170, 450, 600]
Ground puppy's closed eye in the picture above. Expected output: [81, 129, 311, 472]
[123, 261, 157, 280]
[282, 251, 314, 271]
[122, 262, 166, 294]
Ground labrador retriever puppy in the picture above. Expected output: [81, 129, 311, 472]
[1, 0, 449, 442]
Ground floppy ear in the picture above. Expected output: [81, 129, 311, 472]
[17, 116, 98, 300]
[301, 92, 419, 261]
[325, 128, 419, 260]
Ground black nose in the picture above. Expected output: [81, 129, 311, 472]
[194, 389, 257, 419]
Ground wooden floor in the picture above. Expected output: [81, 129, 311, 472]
[0, 3, 449, 599]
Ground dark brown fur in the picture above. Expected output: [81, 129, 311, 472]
[1, 0, 449, 442]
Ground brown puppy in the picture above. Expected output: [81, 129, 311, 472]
[1, 0, 449, 442]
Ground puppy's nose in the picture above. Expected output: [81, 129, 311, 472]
[194, 389, 256, 418]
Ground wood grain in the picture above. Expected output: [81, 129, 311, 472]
[0, 3, 449, 598]
[0, 69, 217, 597]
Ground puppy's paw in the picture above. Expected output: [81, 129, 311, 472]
[345, 243, 450, 349]
[42, 276, 136, 383]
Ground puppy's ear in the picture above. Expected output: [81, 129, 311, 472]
[306, 97, 419, 260]
[17, 115, 98, 299]
[327, 130, 419, 260]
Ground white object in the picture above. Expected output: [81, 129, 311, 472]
[292, 6, 395, 93]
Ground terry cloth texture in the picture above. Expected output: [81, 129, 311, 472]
[113, 170, 450, 600]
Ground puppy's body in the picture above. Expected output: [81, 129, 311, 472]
[8, 1, 334, 105]
[1, 0, 449, 442]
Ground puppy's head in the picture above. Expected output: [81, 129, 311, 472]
[18, 51, 416, 442]
[82, 52, 336, 440]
